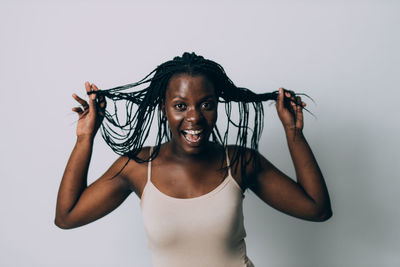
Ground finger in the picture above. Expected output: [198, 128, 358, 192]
[296, 104, 304, 124]
[90, 83, 98, 102]
[291, 96, 302, 109]
[284, 90, 296, 109]
[98, 94, 105, 103]
[92, 83, 102, 99]
[72, 94, 89, 108]
[277, 88, 284, 110]
[91, 83, 106, 108]
[294, 101, 304, 118]
[296, 97, 306, 110]
[85, 81, 97, 112]
[295, 102, 302, 111]
[99, 100, 106, 110]
[91, 83, 99, 92]
[89, 84, 97, 113]
[72, 107, 84, 115]
[85, 81, 92, 94]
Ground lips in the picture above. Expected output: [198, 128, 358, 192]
[182, 129, 204, 144]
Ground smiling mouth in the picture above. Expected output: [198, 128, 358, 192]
[182, 129, 204, 144]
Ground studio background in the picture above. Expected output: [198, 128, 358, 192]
[1, 1, 399, 266]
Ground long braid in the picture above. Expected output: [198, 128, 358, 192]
[88, 52, 308, 189]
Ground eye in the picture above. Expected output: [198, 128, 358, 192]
[201, 101, 214, 110]
[174, 103, 186, 111]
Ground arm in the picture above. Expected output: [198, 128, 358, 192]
[249, 88, 332, 222]
[55, 82, 133, 229]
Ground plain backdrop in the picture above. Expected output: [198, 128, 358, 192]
[1, 1, 399, 266]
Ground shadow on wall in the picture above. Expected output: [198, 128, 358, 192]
[243, 117, 398, 266]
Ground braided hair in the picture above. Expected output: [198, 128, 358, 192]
[89, 52, 307, 189]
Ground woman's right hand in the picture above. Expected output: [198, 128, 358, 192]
[72, 82, 106, 139]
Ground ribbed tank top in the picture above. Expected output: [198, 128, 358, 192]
[140, 148, 254, 267]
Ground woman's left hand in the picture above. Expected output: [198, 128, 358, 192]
[276, 88, 306, 131]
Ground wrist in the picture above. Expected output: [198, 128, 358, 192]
[76, 134, 94, 145]
[283, 124, 303, 133]
[284, 127, 304, 138]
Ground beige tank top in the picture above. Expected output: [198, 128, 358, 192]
[140, 148, 254, 267]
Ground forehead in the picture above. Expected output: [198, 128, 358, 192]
[165, 74, 216, 100]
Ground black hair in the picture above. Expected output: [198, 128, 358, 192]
[88, 52, 307, 190]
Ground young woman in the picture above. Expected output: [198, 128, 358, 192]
[55, 53, 332, 267]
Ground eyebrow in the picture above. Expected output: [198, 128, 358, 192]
[171, 94, 216, 101]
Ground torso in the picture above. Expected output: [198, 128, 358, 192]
[139, 143, 254, 267]
[122, 143, 246, 199]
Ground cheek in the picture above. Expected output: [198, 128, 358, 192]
[166, 110, 184, 127]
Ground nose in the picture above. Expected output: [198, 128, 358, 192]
[185, 107, 203, 123]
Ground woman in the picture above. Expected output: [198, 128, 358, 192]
[55, 52, 332, 267]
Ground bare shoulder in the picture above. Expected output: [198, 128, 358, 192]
[226, 145, 255, 189]
[226, 145, 272, 190]
[112, 147, 152, 199]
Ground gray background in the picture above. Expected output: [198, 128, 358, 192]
[1, 0, 399, 266]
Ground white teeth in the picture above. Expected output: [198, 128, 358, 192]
[184, 130, 203, 135]
[183, 134, 202, 143]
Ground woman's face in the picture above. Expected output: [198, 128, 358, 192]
[163, 73, 218, 154]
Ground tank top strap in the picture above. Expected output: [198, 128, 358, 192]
[147, 147, 153, 182]
[225, 147, 232, 178]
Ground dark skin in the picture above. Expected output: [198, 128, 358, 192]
[55, 74, 331, 229]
